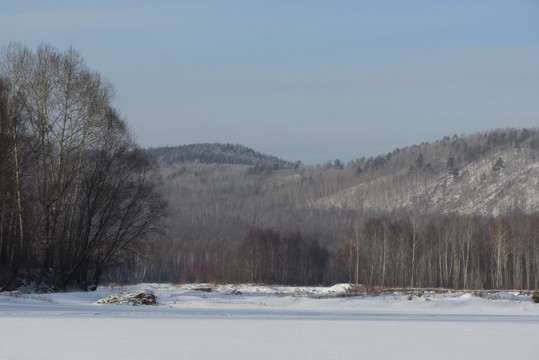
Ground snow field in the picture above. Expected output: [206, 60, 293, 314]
[1, 283, 538, 360]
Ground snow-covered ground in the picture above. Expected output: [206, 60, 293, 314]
[1, 283, 538, 359]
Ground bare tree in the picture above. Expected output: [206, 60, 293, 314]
[0, 43, 164, 290]
[0, 74, 30, 290]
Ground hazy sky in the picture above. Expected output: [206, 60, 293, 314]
[2, 1, 538, 164]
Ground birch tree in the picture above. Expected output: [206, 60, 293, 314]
[0, 43, 164, 290]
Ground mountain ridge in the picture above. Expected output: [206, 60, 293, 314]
[146, 143, 295, 170]
[149, 128, 538, 222]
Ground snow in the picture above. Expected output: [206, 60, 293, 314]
[312, 149, 539, 216]
[1, 284, 538, 359]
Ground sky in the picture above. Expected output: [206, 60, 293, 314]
[1, 1, 538, 164]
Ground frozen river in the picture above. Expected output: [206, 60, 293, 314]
[1, 284, 538, 359]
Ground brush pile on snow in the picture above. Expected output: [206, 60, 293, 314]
[97, 290, 157, 305]
[532, 291, 539, 304]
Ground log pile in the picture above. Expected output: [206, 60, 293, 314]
[97, 290, 157, 305]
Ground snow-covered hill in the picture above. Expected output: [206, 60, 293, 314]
[312, 147, 539, 216]
[155, 129, 538, 223]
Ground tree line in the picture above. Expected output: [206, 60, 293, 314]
[332, 212, 538, 290]
[0, 43, 164, 291]
[123, 211, 537, 290]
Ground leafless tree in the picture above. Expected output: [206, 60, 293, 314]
[0, 43, 164, 290]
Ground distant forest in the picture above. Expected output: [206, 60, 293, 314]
[112, 128, 538, 290]
[147, 143, 296, 171]
[128, 213, 538, 290]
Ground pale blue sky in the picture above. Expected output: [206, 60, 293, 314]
[2, 0, 538, 163]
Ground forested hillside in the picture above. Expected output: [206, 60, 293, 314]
[112, 128, 539, 290]
[314, 128, 539, 216]
[147, 143, 296, 172]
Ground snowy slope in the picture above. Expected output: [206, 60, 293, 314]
[312, 149, 538, 216]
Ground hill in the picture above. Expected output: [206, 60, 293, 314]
[312, 128, 539, 216]
[148, 129, 539, 244]
[151, 129, 538, 228]
[146, 143, 295, 172]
